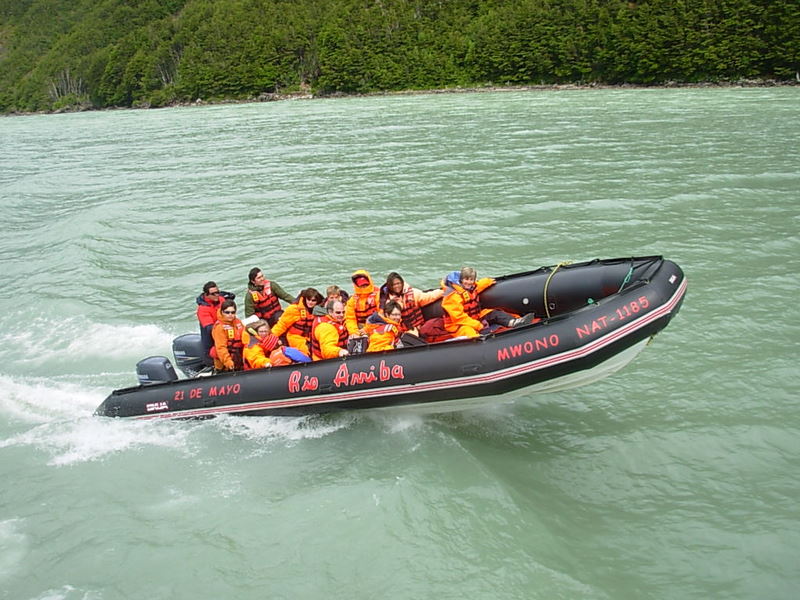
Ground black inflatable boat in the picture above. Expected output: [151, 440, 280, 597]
[95, 256, 686, 419]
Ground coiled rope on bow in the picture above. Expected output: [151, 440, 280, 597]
[542, 261, 572, 319]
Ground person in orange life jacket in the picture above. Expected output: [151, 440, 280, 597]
[242, 320, 282, 369]
[196, 281, 235, 366]
[379, 272, 443, 336]
[244, 267, 295, 327]
[364, 301, 404, 353]
[270, 287, 324, 355]
[211, 299, 250, 371]
[312, 285, 350, 317]
[345, 270, 379, 338]
[441, 267, 534, 338]
[311, 300, 349, 361]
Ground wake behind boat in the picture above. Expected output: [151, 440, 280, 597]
[95, 256, 686, 419]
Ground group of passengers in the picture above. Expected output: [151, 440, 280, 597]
[195, 267, 535, 373]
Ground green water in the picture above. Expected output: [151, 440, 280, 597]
[0, 88, 798, 599]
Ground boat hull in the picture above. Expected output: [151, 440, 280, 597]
[95, 257, 686, 419]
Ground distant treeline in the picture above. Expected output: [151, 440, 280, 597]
[1, 0, 798, 112]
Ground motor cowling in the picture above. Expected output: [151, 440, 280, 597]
[136, 356, 178, 385]
[172, 333, 209, 378]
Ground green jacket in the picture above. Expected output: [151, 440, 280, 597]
[244, 280, 295, 318]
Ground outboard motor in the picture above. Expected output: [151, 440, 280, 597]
[172, 333, 210, 378]
[136, 356, 178, 385]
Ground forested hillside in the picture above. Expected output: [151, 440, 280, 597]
[1, 0, 798, 113]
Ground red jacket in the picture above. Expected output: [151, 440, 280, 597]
[196, 294, 223, 328]
[196, 293, 225, 356]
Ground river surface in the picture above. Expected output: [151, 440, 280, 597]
[1, 88, 798, 599]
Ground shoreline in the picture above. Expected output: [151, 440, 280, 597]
[5, 79, 798, 117]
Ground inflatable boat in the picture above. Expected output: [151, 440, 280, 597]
[95, 256, 686, 419]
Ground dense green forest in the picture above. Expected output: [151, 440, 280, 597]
[1, 0, 798, 113]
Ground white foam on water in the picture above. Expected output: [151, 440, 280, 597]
[0, 371, 364, 465]
[31, 585, 102, 600]
[65, 323, 173, 359]
[147, 486, 202, 512]
[0, 373, 196, 465]
[212, 412, 358, 442]
[5, 316, 176, 365]
[366, 410, 428, 433]
[0, 374, 102, 424]
[0, 519, 28, 584]
[0, 416, 194, 467]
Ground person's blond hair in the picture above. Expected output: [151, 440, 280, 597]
[460, 267, 477, 280]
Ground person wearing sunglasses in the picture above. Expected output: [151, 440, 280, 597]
[211, 300, 249, 372]
[195, 280, 235, 366]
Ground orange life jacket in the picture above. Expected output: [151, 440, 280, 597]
[250, 281, 282, 320]
[310, 316, 348, 360]
[287, 301, 314, 338]
[217, 321, 245, 370]
[443, 284, 481, 327]
[353, 292, 378, 325]
[386, 287, 425, 331]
